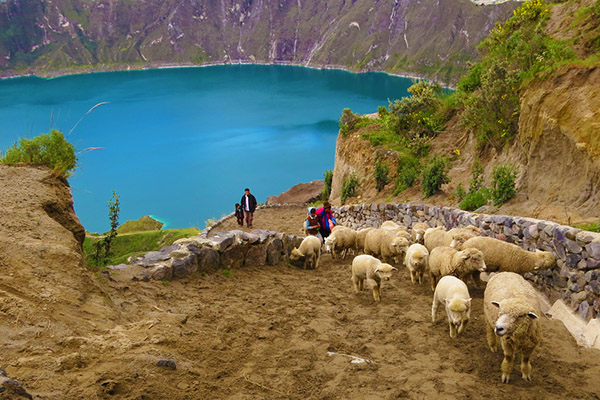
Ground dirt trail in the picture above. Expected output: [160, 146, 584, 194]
[3, 206, 600, 399]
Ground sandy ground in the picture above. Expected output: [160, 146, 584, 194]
[3, 205, 600, 399]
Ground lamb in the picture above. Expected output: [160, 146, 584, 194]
[461, 236, 556, 274]
[483, 272, 542, 383]
[351, 254, 397, 302]
[428, 246, 486, 291]
[356, 227, 375, 254]
[432, 276, 472, 338]
[381, 221, 411, 241]
[404, 243, 429, 284]
[289, 235, 322, 269]
[424, 226, 480, 251]
[364, 228, 410, 265]
[411, 222, 430, 244]
[324, 226, 357, 259]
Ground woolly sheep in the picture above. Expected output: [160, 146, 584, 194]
[461, 236, 556, 274]
[483, 272, 542, 383]
[364, 228, 410, 265]
[324, 226, 357, 259]
[351, 254, 397, 302]
[432, 276, 472, 338]
[290, 235, 322, 269]
[428, 246, 486, 291]
[411, 222, 430, 244]
[404, 243, 429, 284]
[356, 227, 375, 254]
[424, 226, 480, 251]
[381, 221, 411, 241]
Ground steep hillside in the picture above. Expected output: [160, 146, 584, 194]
[329, 0, 600, 226]
[0, 0, 518, 84]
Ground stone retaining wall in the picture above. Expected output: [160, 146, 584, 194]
[333, 203, 600, 321]
[120, 228, 304, 282]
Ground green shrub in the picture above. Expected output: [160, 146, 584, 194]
[392, 155, 420, 195]
[0, 129, 77, 177]
[339, 108, 360, 135]
[455, 183, 466, 202]
[374, 159, 390, 192]
[341, 173, 359, 204]
[491, 163, 517, 206]
[469, 158, 485, 193]
[459, 188, 490, 211]
[421, 155, 450, 197]
[322, 169, 333, 200]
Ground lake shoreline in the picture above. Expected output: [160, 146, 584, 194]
[0, 60, 454, 88]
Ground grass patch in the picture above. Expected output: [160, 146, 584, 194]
[84, 227, 200, 267]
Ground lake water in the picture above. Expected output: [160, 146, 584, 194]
[0, 65, 413, 233]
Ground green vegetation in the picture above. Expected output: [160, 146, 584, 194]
[91, 191, 120, 267]
[374, 159, 390, 192]
[0, 130, 77, 178]
[490, 163, 517, 206]
[117, 215, 165, 234]
[456, 0, 579, 149]
[339, 108, 361, 135]
[84, 227, 200, 267]
[459, 188, 491, 211]
[322, 169, 333, 201]
[393, 154, 420, 195]
[341, 173, 359, 204]
[421, 156, 450, 197]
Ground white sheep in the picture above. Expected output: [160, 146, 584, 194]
[356, 227, 375, 254]
[351, 254, 397, 302]
[428, 246, 486, 291]
[290, 235, 322, 269]
[411, 222, 430, 244]
[483, 272, 542, 383]
[424, 226, 480, 251]
[461, 236, 556, 274]
[324, 226, 357, 259]
[364, 228, 410, 265]
[432, 276, 472, 338]
[404, 243, 429, 284]
[381, 221, 411, 241]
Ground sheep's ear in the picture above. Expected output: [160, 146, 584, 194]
[491, 301, 501, 308]
[527, 312, 539, 320]
[391, 266, 398, 271]
[466, 298, 472, 305]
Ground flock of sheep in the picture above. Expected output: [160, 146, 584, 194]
[290, 220, 557, 384]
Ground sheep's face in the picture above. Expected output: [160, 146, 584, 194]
[289, 248, 304, 260]
[414, 229, 425, 243]
[324, 236, 336, 253]
[491, 301, 539, 337]
[375, 264, 397, 281]
[446, 298, 471, 326]
[460, 248, 486, 272]
[391, 237, 409, 253]
[536, 250, 556, 269]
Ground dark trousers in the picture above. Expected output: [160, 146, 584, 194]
[244, 210, 254, 228]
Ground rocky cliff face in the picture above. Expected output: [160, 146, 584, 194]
[329, 65, 600, 225]
[0, 0, 518, 83]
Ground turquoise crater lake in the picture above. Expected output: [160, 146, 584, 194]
[0, 65, 413, 233]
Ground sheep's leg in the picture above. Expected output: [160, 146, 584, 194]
[410, 270, 416, 284]
[457, 319, 468, 335]
[431, 300, 438, 323]
[485, 323, 497, 352]
[471, 271, 484, 288]
[500, 339, 515, 384]
[352, 275, 361, 292]
[315, 252, 321, 269]
[448, 322, 457, 338]
[416, 272, 423, 285]
[372, 284, 381, 302]
[520, 347, 535, 381]
[430, 274, 437, 291]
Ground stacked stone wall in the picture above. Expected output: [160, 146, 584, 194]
[333, 203, 600, 321]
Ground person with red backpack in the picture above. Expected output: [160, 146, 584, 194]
[316, 201, 337, 241]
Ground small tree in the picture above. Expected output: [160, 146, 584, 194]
[341, 173, 359, 204]
[374, 159, 390, 192]
[339, 108, 360, 135]
[92, 191, 120, 266]
[491, 163, 517, 206]
[421, 156, 450, 197]
[322, 169, 333, 201]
